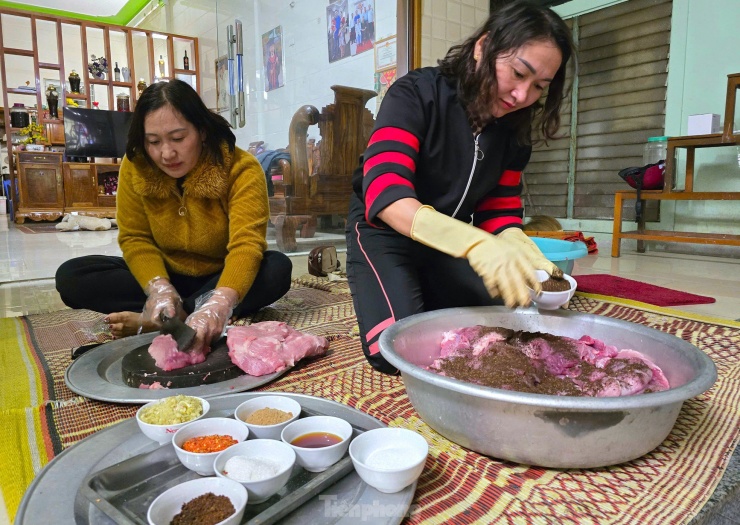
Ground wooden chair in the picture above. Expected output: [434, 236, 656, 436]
[268, 85, 377, 252]
[612, 72, 740, 257]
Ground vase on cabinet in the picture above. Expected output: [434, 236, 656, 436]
[69, 70, 81, 93]
[121, 66, 130, 82]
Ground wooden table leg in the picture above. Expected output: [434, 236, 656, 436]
[612, 192, 624, 257]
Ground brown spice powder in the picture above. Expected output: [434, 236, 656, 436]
[540, 276, 571, 292]
[245, 407, 293, 425]
[171, 492, 235, 525]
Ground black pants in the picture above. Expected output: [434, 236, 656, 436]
[55, 251, 293, 317]
[346, 219, 500, 374]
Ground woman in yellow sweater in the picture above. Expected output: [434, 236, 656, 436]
[55, 79, 292, 353]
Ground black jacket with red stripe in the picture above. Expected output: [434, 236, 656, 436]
[350, 66, 531, 234]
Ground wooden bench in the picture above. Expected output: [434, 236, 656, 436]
[612, 72, 740, 257]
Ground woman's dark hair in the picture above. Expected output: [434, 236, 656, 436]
[126, 79, 236, 165]
[438, 0, 576, 144]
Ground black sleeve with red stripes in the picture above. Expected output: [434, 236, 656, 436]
[473, 143, 531, 234]
[361, 74, 427, 225]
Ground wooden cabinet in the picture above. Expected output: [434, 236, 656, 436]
[15, 155, 118, 222]
[63, 163, 97, 207]
[44, 121, 65, 145]
[15, 152, 65, 223]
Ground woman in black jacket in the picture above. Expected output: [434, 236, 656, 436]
[346, 1, 576, 373]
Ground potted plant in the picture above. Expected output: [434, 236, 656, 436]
[19, 122, 46, 151]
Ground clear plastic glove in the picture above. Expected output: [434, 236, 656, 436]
[497, 228, 564, 278]
[185, 288, 239, 352]
[139, 277, 182, 333]
[410, 205, 539, 307]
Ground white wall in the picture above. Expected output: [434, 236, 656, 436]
[139, 0, 396, 151]
[420, 0, 490, 67]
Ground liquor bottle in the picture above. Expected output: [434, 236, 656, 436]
[114, 62, 121, 82]
[183, 50, 189, 70]
[158, 55, 165, 77]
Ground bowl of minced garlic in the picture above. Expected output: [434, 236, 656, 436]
[235, 395, 302, 440]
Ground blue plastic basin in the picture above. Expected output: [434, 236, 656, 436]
[530, 237, 588, 274]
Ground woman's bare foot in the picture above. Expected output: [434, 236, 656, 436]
[105, 312, 159, 338]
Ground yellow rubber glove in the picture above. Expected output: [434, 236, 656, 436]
[410, 205, 540, 307]
[497, 228, 564, 278]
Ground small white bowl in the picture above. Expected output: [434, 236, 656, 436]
[147, 477, 247, 525]
[349, 428, 428, 494]
[214, 439, 296, 504]
[136, 396, 210, 445]
[281, 416, 353, 473]
[172, 417, 249, 476]
[528, 270, 577, 310]
[234, 395, 301, 440]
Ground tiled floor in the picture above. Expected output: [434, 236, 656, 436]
[0, 215, 738, 321]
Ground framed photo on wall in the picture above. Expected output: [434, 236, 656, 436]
[215, 55, 229, 114]
[262, 26, 284, 92]
[374, 67, 397, 112]
[374, 35, 396, 71]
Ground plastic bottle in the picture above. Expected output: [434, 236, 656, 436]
[643, 136, 668, 165]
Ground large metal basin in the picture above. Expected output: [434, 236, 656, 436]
[378, 307, 717, 469]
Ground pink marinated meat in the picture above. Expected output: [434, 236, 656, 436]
[227, 321, 329, 376]
[148, 334, 207, 371]
[427, 325, 670, 397]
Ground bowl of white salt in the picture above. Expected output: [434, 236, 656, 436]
[349, 427, 428, 493]
[214, 439, 295, 504]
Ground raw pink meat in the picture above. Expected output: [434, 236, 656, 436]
[148, 334, 207, 371]
[428, 325, 670, 397]
[227, 321, 329, 376]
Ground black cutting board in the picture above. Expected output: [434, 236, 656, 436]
[121, 337, 244, 388]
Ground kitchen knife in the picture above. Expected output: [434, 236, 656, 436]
[159, 312, 197, 351]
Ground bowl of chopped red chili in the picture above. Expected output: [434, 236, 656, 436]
[147, 476, 247, 525]
[173, 417, 249, 475]
[378, 306, 717, 468]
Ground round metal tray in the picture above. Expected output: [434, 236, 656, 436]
[64, 333, 289, 404]
[16, 392, 416, 525]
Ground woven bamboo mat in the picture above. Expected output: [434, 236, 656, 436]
[1, 276, 739, 524]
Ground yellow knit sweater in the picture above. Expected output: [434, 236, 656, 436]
[117, 144, 268, 300]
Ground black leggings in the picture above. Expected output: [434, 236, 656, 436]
[55, 251, 293, 317]
[345, 219, 501, 374]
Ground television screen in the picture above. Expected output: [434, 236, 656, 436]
[63, 107, 133, 159]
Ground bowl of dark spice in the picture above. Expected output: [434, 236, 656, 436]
[528, 270, 577, 310]
[147, 477, 247, 525]
[234, 395, 301, 440]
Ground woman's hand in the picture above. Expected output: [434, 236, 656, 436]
[185, 287, 239, 353]
[140, 277, 182, 332]
[409, 205, 539, 307]
[496, 228, 563, 278]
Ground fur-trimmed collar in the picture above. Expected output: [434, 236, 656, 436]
[130, 143, 233, 199]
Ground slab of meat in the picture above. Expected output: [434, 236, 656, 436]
[148, 334, 207, 371]
[227, 321, 329, 376]
[428, 325, 670, 397]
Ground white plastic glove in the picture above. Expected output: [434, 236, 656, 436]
[496, 228, 564, 278]
[185, 288, 239, 352]
[139, 277, 182, 332]
[410, 205, 539, 307]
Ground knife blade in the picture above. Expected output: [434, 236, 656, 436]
[159, 312, 197, 351]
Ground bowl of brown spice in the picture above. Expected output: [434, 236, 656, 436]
[147, 477, 247, 525]
[234, 395, 301, 440]
[528, 270, 577, 310]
